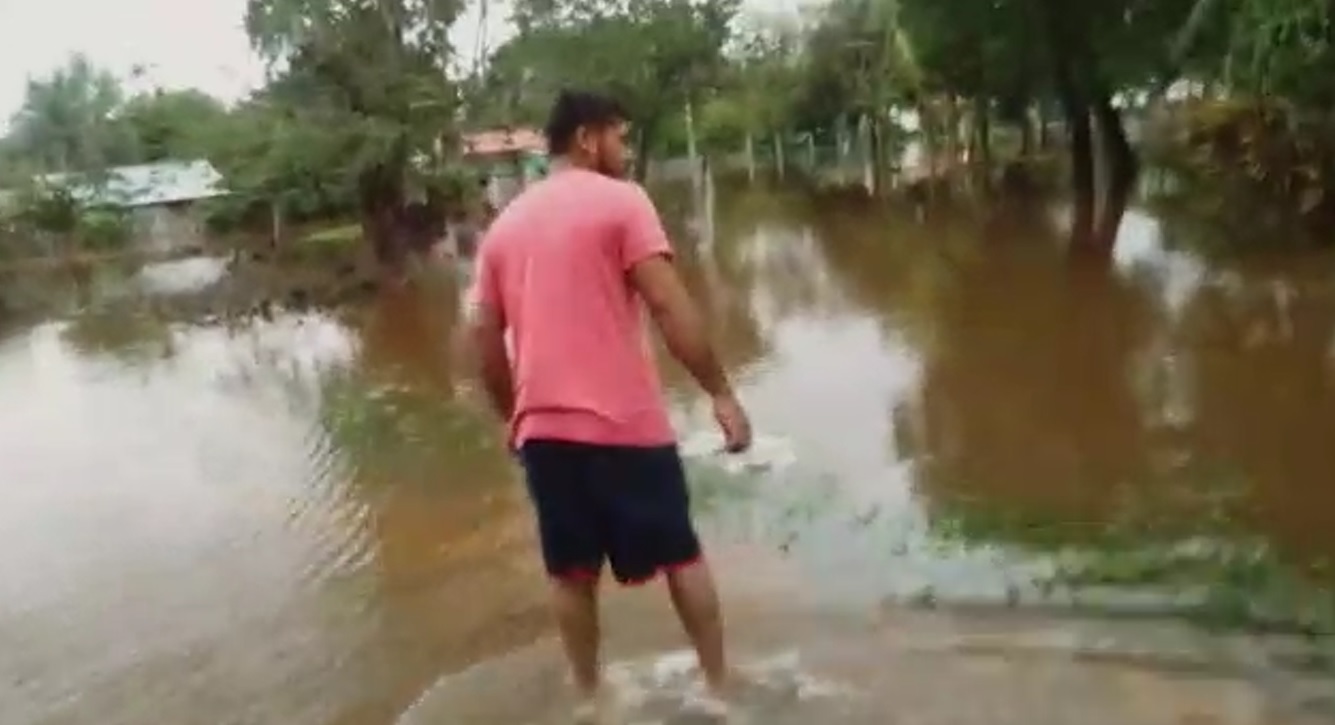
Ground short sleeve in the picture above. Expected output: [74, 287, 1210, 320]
[618, 183, 673, 271]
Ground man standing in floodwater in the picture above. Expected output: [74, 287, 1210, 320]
[467, 89, 752, 720]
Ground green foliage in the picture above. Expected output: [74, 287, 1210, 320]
[12, 183, 81, 235]
[933, 490, 1335, 634]
[2, 178, 132, 252]
[1, 0, 1329, 243]
[2, 56, 237, 176]
[301, 223, 362, 248]
[4, 54, 136, 173]
[793, 0, 913, 131]
[243, 0, 465, 183]
[1144, 97, 1335, 242]
[118, 89, 231, 163]
[1226, 0, 1334, 104]
[473, 0, 740, 159]
[207, 99, 359, 222]
[77, 209, 132, 250]
[199, 194, 265, 235]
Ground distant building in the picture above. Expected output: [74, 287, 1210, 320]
[36, 159, 228, 254]
[460, 127, 547, 160]
[459, 127, 548, 209]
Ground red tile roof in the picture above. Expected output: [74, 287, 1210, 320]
[460, 128, 547, 157]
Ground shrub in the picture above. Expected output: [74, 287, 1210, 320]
[77, 209, 131, 250]
[15, 183, 81, 235]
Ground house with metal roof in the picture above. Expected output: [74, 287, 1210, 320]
[459, 128, 549, 210]
[36, 160, 229, 254]
[37, 159, 228, 209]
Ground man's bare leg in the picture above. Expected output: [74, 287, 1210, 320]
[552, 577, 601, 700]
[666, 560, 728, 695]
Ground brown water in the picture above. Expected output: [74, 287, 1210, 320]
[3, 184, 1335, 724]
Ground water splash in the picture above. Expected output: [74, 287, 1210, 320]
[395, 644, 860, 725]
[678, 431, 798, 475]
[600, 648, 858, 724]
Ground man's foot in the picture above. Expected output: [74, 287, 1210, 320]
[571, 699, 599, 724]
[571, 685, 618, 724]
[682, 682, 731, 721]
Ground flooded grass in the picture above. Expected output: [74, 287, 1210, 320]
[300, 222, 362, 249]
[932, 495, 1335, 637]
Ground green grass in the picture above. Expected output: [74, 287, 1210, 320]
[300, 223, 362, 249]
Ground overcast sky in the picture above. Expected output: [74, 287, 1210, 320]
[0, 0, 812, 127]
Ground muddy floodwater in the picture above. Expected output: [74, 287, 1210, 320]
[3, 182, 1335, 723]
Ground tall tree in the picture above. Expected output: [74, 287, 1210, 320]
[118, 89, 231, 163]
[5, 55, 136, 173]
[487, 0, 740, 181]
[244, 0, 466, 273]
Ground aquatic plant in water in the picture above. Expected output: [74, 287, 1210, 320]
[930, 471, 1335, 637]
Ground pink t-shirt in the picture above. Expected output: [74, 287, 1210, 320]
[470, 168, 676, 447]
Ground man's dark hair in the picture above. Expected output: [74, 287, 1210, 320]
[543, 90, 629, 156]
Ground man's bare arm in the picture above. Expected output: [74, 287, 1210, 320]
[469, 302, 514, 420]
[629, 255, 731, 398]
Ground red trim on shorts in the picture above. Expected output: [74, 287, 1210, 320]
[620, 554, 703, 588]
[554, 567, 602, 583]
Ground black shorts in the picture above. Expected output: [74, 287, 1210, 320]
[517, 439, 702, 586]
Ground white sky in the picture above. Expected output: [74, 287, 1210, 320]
[0, 0, 811, 128]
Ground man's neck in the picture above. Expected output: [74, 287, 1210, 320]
[549, 156, 592, 174]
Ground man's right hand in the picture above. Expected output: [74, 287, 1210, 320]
[712, 393, 753, 454]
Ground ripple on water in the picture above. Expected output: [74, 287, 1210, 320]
[0, 309, 385, 724]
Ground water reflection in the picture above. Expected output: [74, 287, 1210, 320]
[138, 256, 229, 296]
[312, 283, 547, 722]
[680, 184, 1335, 624]
[909, 229, 1159, 522]
[0, 314, 363, 724]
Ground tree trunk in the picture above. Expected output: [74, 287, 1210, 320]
[773, 133, 786, 180]
[944, 97, 960, 178]
[980, 102, 992, 169]
[269, 200, 283, 250]
[1020, 108, 1035, 156]
[1037, 101, 1050, 150]
[974, 95, 992, 179]
[745, 133, 757, 184]
[837, 116, 851, 164]
[981, 99, 996, 194]
[860, 115, 876, 194]
[1043, 0, 1097, 246]
[920, 102, 936, 184]
[1055, 81, 1096, 246]
[684, 99, 698, 170]
[1090, 88, 1138, 250]
[869, 116, 885, 195]
[634, 125, 654, 183]
[358, 163, 409, 279]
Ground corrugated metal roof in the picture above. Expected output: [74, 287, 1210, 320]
[39, 160, 228, 209]
[461, 128, 547, 157]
